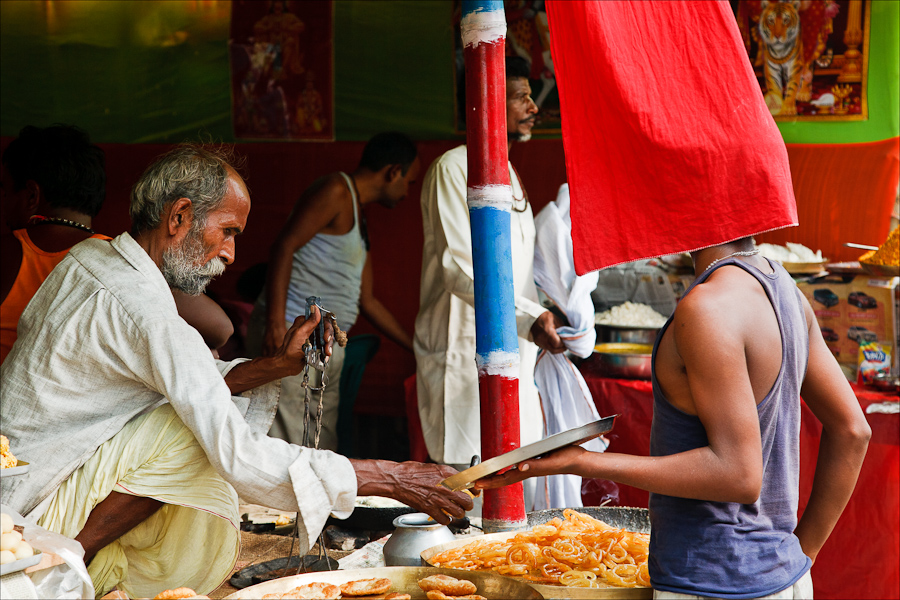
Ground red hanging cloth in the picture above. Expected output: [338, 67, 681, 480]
[546, 0, 798, 274]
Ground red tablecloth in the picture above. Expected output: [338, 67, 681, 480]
[579, 364, 899, 600]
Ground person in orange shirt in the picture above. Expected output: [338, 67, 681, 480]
[0, 125, 232, 364]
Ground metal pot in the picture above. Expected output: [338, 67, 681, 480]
[595, 323, 660, 346]
[592, 343, 653, 380]
[383, 513, 456, 566]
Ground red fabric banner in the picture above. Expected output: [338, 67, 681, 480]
[546, 0, 798, 274]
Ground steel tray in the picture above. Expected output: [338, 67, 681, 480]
[440, 417, 617, 492]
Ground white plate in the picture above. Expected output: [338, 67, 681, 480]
[0, 549, 42, 576]
[0, 460, 30, 477]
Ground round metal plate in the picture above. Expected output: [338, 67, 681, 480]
[439, 417, 617, 492]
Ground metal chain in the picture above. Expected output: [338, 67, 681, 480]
[313, 372, 328, 449]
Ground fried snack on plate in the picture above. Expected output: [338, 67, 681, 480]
[339, 577, 392, 596]
[418, 574, 478, 595]
[384, 594, 412, 600]
[279, 582, 342, 599]
[425, 592, 486, 600]
[0, 435, 17, 469]
[153, 588, 198, 599]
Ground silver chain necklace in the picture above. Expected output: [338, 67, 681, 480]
[703, 249, 760, 273]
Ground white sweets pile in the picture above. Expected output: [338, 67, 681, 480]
[0, 511, 33, 565]
[756, 242, 823, 263]
[595, 301, 668, 328]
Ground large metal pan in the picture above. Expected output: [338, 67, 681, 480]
[223, 565, 543, 599]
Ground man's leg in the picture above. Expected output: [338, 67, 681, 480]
[75, 492, 163, 563]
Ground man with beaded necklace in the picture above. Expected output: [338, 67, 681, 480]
[0, 124, 233, 363]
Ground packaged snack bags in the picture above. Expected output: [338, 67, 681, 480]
[857, 340, 892, 385]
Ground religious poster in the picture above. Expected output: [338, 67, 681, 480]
[230, 0, 334, 140]
[733, 0, 870, 121]
[453, 1, 561, 134]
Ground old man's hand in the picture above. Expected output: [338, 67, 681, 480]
[349, 460, 474, 525]
[276, 306, 334, 375]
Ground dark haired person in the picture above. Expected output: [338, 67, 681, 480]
[0, 125, 108, 363]
[246, 131, 420, 450]
[414, 57, 564, 494]
[0, 125, 233, 364]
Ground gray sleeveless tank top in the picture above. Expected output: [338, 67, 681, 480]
[648, 257, 811, 598]
[281, 172, 366, 329]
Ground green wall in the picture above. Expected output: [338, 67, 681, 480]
[1, 0, 896, 144]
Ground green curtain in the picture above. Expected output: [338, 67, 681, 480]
[1, 0, 896, 144]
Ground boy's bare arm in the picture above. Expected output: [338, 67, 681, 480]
[793, 297, 870, 563]
[478, 286, 766, 504]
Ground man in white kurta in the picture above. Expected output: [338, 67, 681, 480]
[415, 58, 564, 473]
[415, 145, 548, 468]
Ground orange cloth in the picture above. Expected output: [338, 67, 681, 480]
[0, 229, 109, 364]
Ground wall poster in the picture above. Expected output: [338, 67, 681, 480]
[453, 1, 561, 134]
[733, 0, 870, 121]
[230, 0, 334, 140]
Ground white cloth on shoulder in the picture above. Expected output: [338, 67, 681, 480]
[532, 184, 605, 511]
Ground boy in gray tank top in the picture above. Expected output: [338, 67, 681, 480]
[475, 238, 871, 599]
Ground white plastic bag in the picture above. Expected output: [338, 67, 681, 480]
[0, 504, 94, 599]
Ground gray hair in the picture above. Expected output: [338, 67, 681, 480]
[130, 144, 239, 235]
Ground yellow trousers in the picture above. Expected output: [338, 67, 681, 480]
[37, 404, 240, 598]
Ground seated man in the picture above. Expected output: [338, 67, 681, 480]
[0, 124, 233, 363]
[0, 144, 471, 598]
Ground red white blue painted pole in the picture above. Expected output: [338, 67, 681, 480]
[461, 0, 526, 533]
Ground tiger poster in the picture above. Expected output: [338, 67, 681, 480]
[229, 0, 334, 140]
[732, 0, 870, 121]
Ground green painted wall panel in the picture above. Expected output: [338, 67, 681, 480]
[775, 0, 900, 144]
[1, 0, 897, 144]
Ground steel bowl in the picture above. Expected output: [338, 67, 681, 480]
[595, 323, 660, 346]
[383, 513, 456, 566]
[592, 343, 653, 380]
[872, 373, 900, 392]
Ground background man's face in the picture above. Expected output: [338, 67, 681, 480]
[506, 77, 538, 142]
[380, 156, 421, 209]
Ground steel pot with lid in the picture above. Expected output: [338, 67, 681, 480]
[382, 512, 455, 567]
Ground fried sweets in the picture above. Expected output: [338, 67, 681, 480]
[428, 508, 651, 588]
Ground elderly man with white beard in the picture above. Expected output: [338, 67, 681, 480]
[0, 145, 472, 599]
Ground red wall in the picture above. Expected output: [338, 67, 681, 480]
[2, 135, 892, 420]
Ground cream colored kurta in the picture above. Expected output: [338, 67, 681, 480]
[415, 145, 546, 465]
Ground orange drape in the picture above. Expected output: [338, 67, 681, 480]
[756, 137, 899, 262]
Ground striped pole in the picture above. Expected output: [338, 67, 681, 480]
[461, 0, 526, 533]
